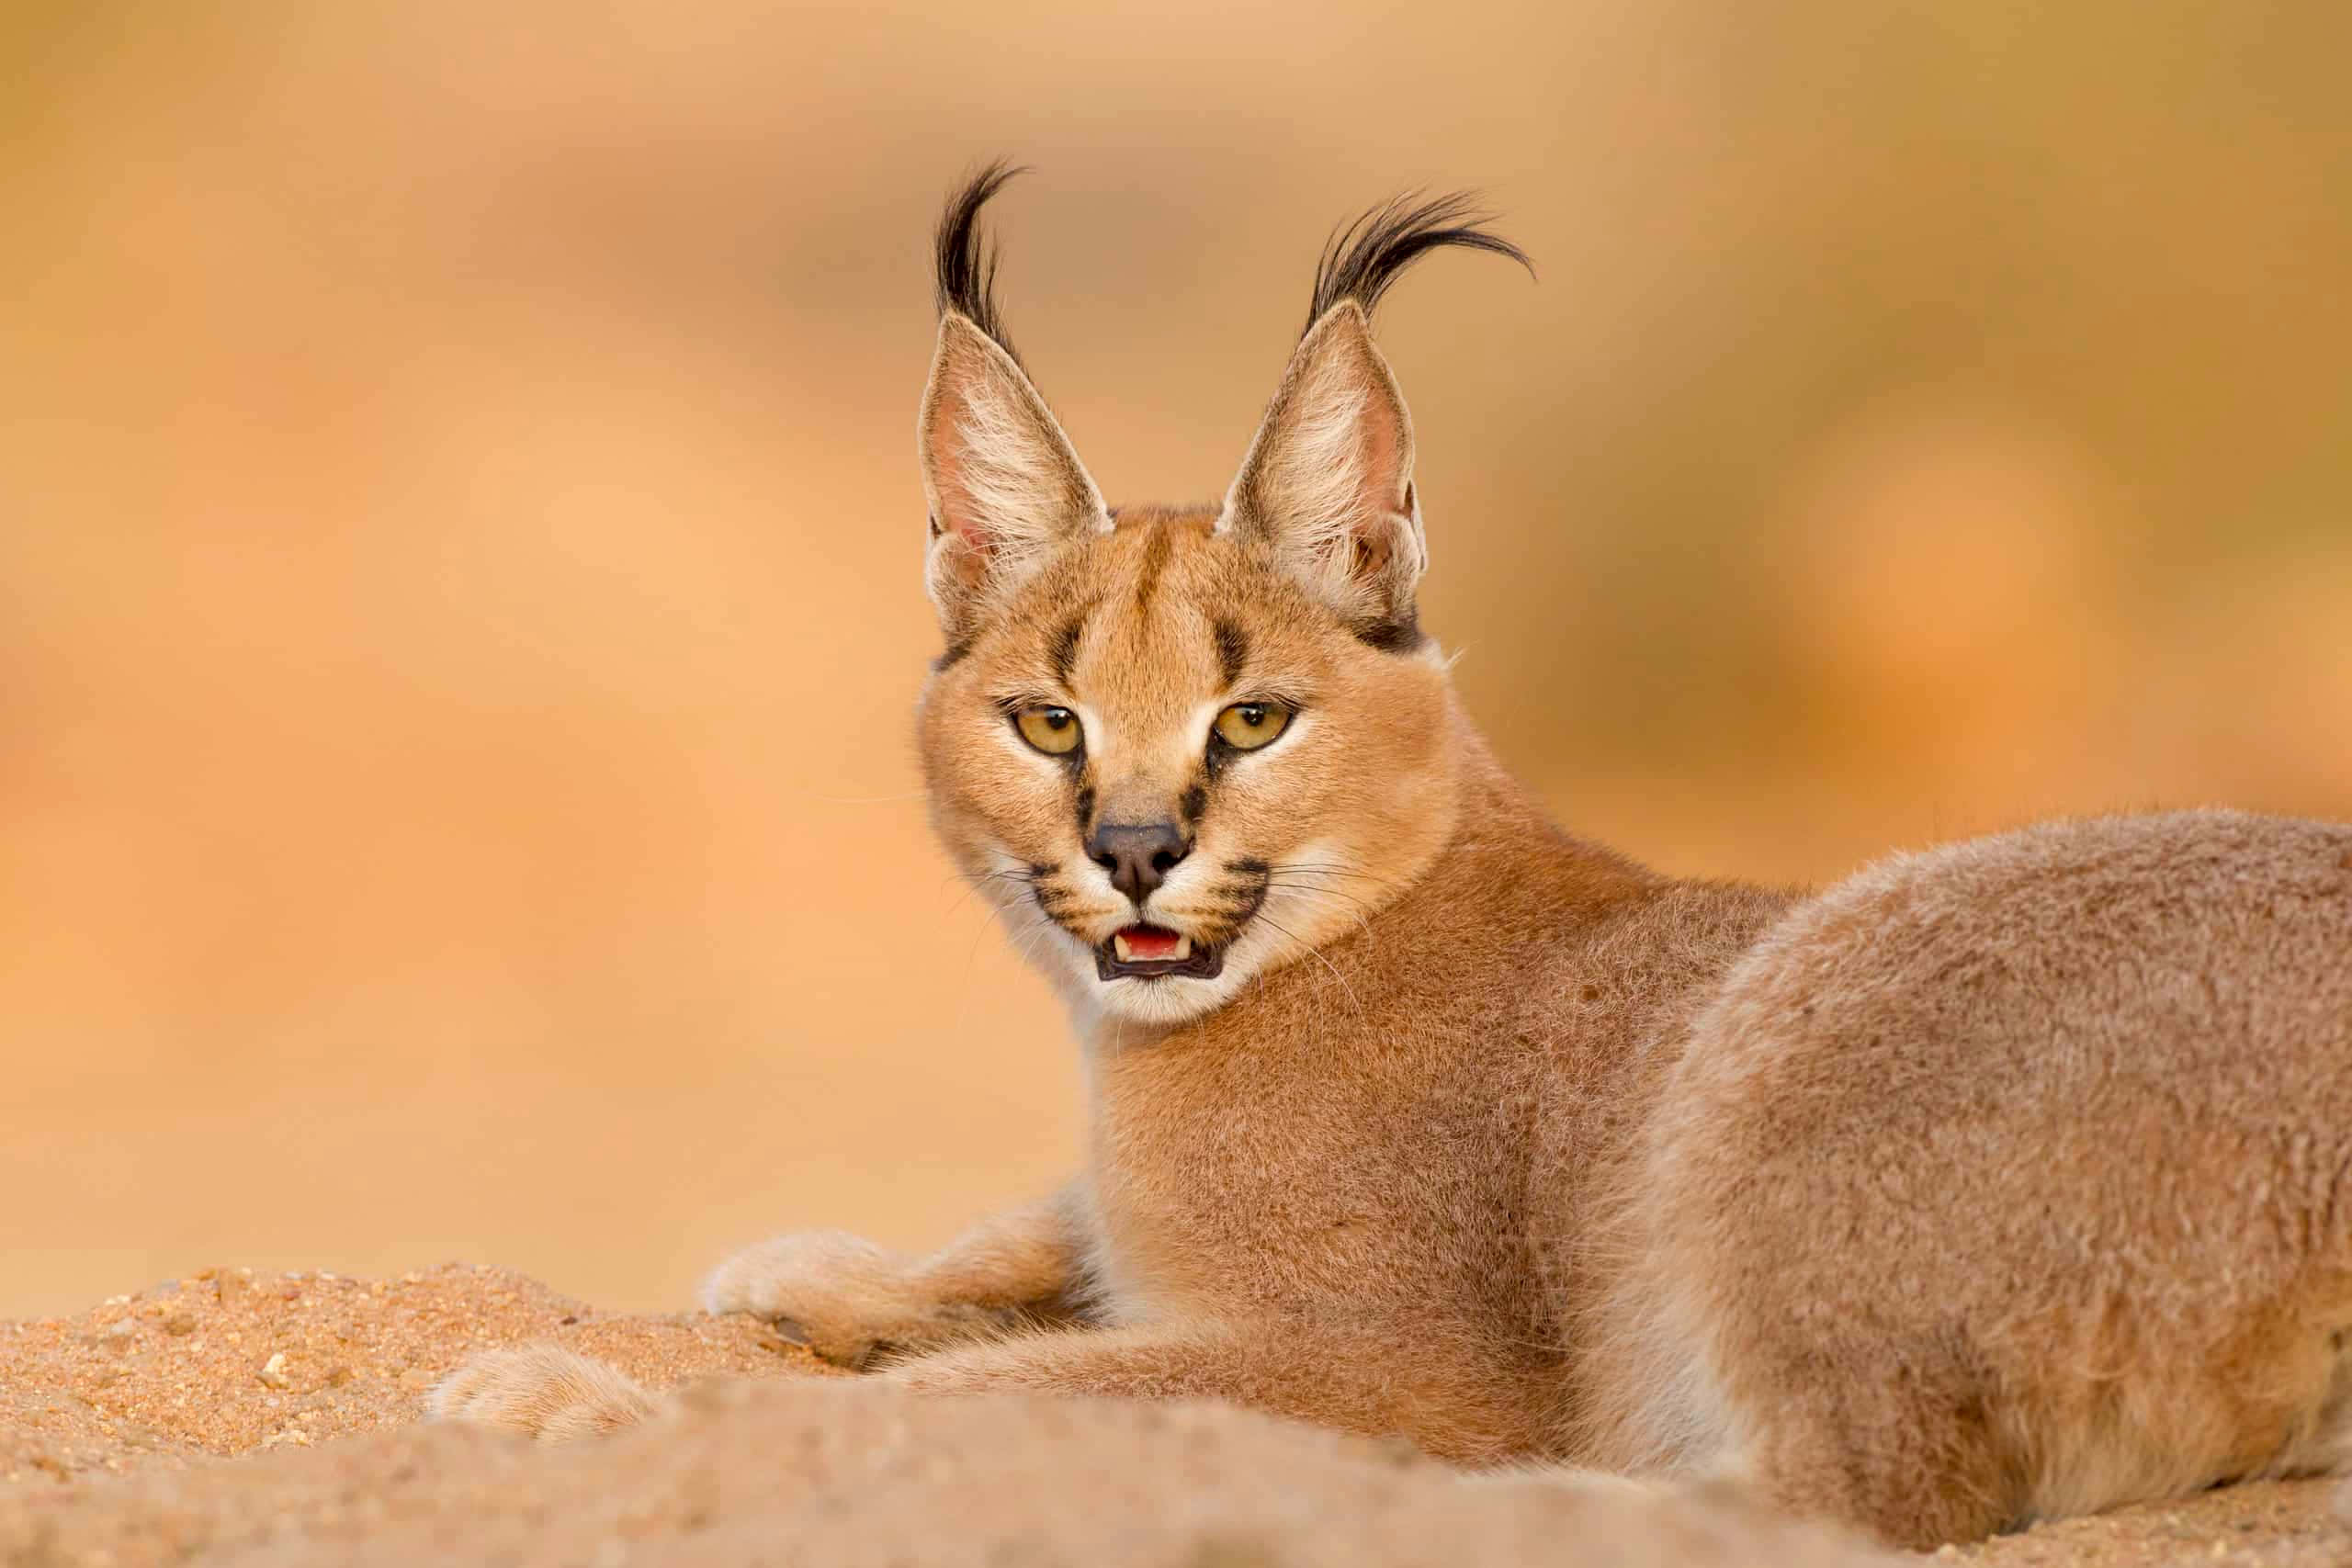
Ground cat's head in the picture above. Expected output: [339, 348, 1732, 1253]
[914, 165, 1530, 1027]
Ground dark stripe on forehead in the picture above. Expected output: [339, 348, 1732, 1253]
[1048, 613, 1086, 687]
[1355, 611, 1426, 655]
[1131, 524, 1174, 615]
[1213, 618, 1250, 688]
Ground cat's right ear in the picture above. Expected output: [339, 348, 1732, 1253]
[919, 312, 1109, 636]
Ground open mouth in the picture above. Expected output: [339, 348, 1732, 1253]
[1095, 923, 1225, 982]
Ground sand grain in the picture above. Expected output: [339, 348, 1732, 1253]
[3, 1269, 2346, 1566]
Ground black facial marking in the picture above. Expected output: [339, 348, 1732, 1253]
[1213, 618, 1250, 688]
[1073, 781, 1096, 841]
[1355, 611, 1425, 654]
[1205, 859, 1272, 938]
[1179, 782, 1208, 828]
[1048, 615, 1085, 687]
[934, 637, 974, 671]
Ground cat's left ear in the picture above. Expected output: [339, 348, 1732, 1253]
[1218, 301, 1425, 646]
[919, 312, 1110, 634]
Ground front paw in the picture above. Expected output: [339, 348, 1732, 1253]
[426, 1344, 656, 1440]
[701, 1230, 1009, 1370]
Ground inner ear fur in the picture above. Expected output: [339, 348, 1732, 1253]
[919, 312, 1108, 635]
[1219, 301, 1427, 642]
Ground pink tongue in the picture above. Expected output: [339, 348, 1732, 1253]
[1119, 925, 1182, 960]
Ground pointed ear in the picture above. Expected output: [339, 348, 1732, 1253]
[919, 312, 1109, 633]
[1218, 302, 1425, 645]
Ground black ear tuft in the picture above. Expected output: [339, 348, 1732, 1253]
[934, 161, 1030, 367]
[1306, 191, 1533, 336]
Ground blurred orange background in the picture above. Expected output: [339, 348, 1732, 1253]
[5, 1, 2347, 1317]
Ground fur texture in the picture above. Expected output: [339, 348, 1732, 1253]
[433, 171, 2352, 1551]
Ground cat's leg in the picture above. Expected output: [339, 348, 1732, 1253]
[434, 1191, 1091, 1440]
[429, 1343, 658, 1439]
[1713, 1290, 2352, 1549]
[701, 1190, 1091, 1369]
[887, 1319, 1535, 1463]
[429, 1318, 1525, 1459]
[1706, 1337, 2013, 1551]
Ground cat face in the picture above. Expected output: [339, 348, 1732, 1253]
[919, 507, 1462, 1026]
[910, 169, 1523, 1027]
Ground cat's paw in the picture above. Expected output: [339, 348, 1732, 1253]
[702, 1230, 1004, 1370]
[426, 1344, 655, 1440]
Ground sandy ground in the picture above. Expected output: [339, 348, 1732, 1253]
[3, 1269, 2346, 1566]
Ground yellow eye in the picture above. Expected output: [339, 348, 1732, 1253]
[1213, 701, 1292, 751]
[1015, 705, 1082, 755]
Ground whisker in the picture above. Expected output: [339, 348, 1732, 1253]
[1253, 909, 1365, 1020]
[953, 893, 1046, 1038]
[1272, 863, 1400, 892]
[1261, 878, 1380, 912]
[1005, 909, 1064, 972]
[944, 864, 1043, 919]
[1264, 884, 1376, 945]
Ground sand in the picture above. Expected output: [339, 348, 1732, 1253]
[3, 1267, 2346, 1566]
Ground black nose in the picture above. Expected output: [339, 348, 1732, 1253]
[1087, 821, 1192, 903]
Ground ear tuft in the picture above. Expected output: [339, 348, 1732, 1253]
[1220, 193, 1528, 645]
[933, 161, 1029, 368]
[1305, 191, 1532, 336]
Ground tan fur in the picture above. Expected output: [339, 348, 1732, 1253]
[700, 1195, 1089, 1368]
[435, 186, 2352, 1551]
[429, 1343, 656, 1439]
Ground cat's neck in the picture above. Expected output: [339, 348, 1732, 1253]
[1070, 702, 1657, 1054]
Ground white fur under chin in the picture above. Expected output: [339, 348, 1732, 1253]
[1022, 919, 1267, 1029]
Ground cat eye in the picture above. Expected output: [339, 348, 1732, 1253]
[1015, 705, 1083, 756]
[1213, 701, 1293, 751]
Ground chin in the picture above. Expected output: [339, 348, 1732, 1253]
[1091, 968, 1250, 1027]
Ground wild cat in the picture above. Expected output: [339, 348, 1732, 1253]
[435, 165, 2352, 1549]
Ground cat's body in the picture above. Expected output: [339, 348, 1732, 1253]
[1571, 807, 2352, 1542]
[1045, 708, 1790, 1465]
[435, 170, 2352, 1549]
